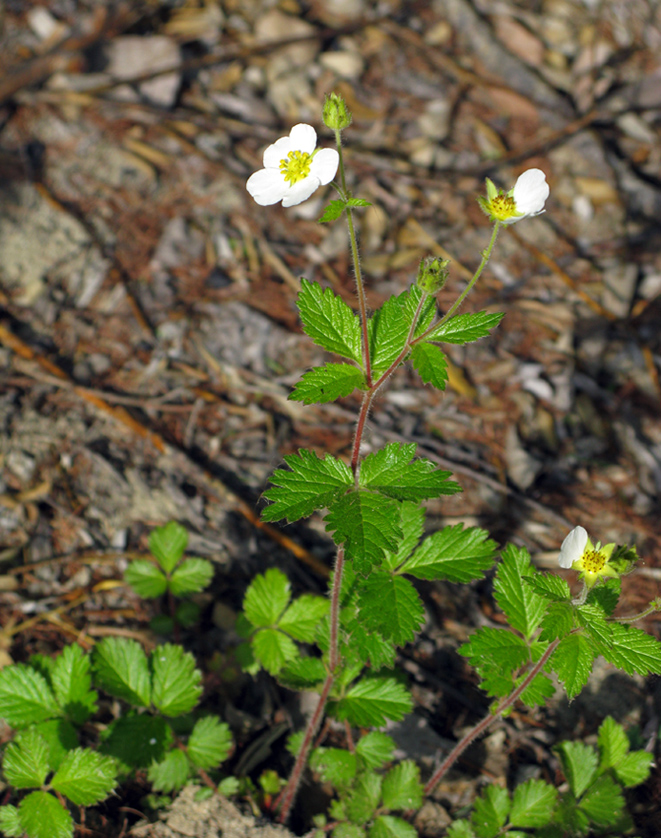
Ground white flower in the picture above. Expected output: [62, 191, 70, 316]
[479, 168, 549, 224]
[558, 525, 588, 569]
[246, 124, 339, 208]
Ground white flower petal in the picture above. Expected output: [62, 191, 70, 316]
[288, 123, 317, 154]
[310, 148, 339, 185]
[281, 176, 321, 207]
[512, 168, 549, 218]
[246, 168, 287, 206]
[558, 525, 588, 569]
[263, 136, 296, 169]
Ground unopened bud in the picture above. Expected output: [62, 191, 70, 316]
[322, 93, 352, 131]
[416, 257, 450, 294]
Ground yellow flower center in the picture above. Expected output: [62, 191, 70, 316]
[580, 549, 607, 575]
[279, 150, 313, 185]
[487, 194, 518, 221]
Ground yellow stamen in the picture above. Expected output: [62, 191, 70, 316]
[279, 150, 312, 185]
[581, 549, 607, 574]
[487, 194, 518, 221]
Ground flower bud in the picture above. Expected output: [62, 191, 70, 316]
[322, 93, 352, 131]
[416, 257, 450, 294]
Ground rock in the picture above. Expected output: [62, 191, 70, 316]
[105, 36, 181, 108]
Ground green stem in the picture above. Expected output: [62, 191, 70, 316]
[613, 598, 661, 623]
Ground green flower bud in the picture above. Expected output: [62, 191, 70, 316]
[416, 257, 450, 294]
[607, 544, 639, 576]
[322, 93, 352, 131]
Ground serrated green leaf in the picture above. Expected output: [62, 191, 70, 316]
[310, 748, 358, 788]
[425, 311, 505, 344]
[290, 363, 366, 404]
[149, 521, 188, 574]
[356, 732, 395, 770]
[402, 524, 496, 582]
[446, 821, 476, 838]
[556, 741, 598, 798]
[578, 774, 624, 826]
[151, 644, 202, 717]
[369, 815, 417, 838]
[403, 285, 437, 337]
[148, 748, 191, 793]
[0, 806, 22, 838]
[333, 677, 412, 727]
[346, 771, 382, 824]
[0, 664, 59, 728]
[99, 713, 171, 769]
[18, 791, 73, 838]
[125, 559, 168, 598]
[550, 634, 595, 700]
[381, 761, 423, 810]
[368, 296, 409, 378]
[518, 673, 555, 708]
[169, 558, 214, 596]
[539, 601, 575, 643]
[279, 594, 330, 642]
[598, 622, 661, 677]
[26, 654, 55, 686]
[382, 502, 424, 571]
[459, 628, 529, 697]
[218, 776, 240, 795]
[347, 198, 372, 209]
[244, 568, 291, 627]
[30, 720, 79, 771]
[51, 748, 117, 805]
[92, 637, 151, 707]
[350, 624, 397, 670]
[252, 628, 298, 675]
[2, 728, 50, 789]
[357, 573, 424, 645]
[494, 545, 547, 640]
[586, 579, 620, 616]
[359, 443, 460, 502]
[325, 492, 402, 575]
[524, 573, 571, 602]
[471, 785, 510, 838]
[188, 716, 233, 770]
[509, 778, 557, 827]
[335, 824, 366, 838]
[597, 716, 629, 770]
[278, 657, 327, 690]
[298, 279, 363, 363]
[410, 342, 448, 390]
[577, 604, 612, 648]
[51, 645, 97, 724]
[613, 750, 653, 787]
[320, 200, 347, 222]
[262, 449, 352, 523]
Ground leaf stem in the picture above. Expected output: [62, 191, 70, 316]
[612, 598, 661, 623]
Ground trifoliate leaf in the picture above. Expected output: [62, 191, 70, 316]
[2, 728, 50, 789]
[382, 501, 425, 570]
[424, 311, 504, 344]
[598, 622, 661, 677]
[538, 601, 574, 643]
[613, 750, 653, 787]
[148, 748, 191, 793]
[31, 720, 79, 770]
[356, 732, 395, 770]
[332, 677, 412, 727]
[290, 363, 366, 404]
[188, 716, 233, 770]
[359, 443, 460, 502]
[151, 644, 202, 717]
[381, 761, 423, 810]
[149, 521, 188, 574]
[578, 774, 624, 826]
[0, 664, 59, 727]
[243, 568, 291, 627]
[524, 573, 571, 602]
[51, 749, 117, 805]
[401, 524, 496, 582]
[92, 637, 151, 707]
[410, 342, 448, 390]
[509, 779, 557, 828]
[99, 713, 171, 769]
[0, 806, 22, 838]
[310, 747, 358, 788]
[169, 558, 214, 596]
[279, 594, 330, 642]
[51, 644, 97, 724]
[550, 634, 595, 700]
[471, 785, 510, 838]
[262, 449, 352, 523]
[346, 771, 382, 824]
[297, 279, 363, 364]
[18, 792, 72, 838]
[319, 200, 347, 223]
[493, 545, 547, 640]
[125, 559, 168, 598]
[556, 741, 598, 798]
[369, 815, 417, 838]
[368, 295, 409, 378]
[278, 657, 327, 690]
[518, 673, 555, 708]
[357, 572, 425, 645]
[325, 491, 402, 575]
[252, 628, 298, 675]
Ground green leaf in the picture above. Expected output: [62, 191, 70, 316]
[262, 449, 352, 523]
[493, 545, 547, 640]
[100, 713, 171, 769]
[18, 791, 73, 838]
[51, 645, 97, 724]
[598, 622, 661, 677]
[297, 279, 363, 363]
[556, 741, 598, 798]
[346, 772, 382, 824]
[550, 634, 595, 700]
[310, 747, 358, 788]
[30, 720, 79, 770]
[368, 295, 409, 378]
[0, 664, 59, 727]
[359, 443, 460, 502]
[149, 521, 188, 574]
[148, 748, 191, 793]
[597, 716, 629, 770]
[279, 594, 330, 642]
[425, 311, 504, 344]
[410, 343, 448, 390]
[51, 748, 117, 805]
[188, 716, 233, 769]
[125, 559, 168, 598]
[2, 728, 50, 789]
[381, 761, 423, 810]
[347, 198, 372, 209]
[586, 579, 620, 616]
[446, 821, 476, 838]
[0, 806, 22, 838]
[518, 673, 555, 708]
[403, 285, 437, 338]
[176, 599, 201, 627]
[333, 677, 412, 727]
[350, 624, 397, 670]
[356, 732, 395, 770]
[252, 628, 298, 674]
[382, 502, 425, 571]
[369, 815, 417, 838]
[333, 824, 365, 838]
[218, 776, 240, 796]
[471, 785, 510, 838]
[524, 573, 571, 602]
[319, 200, 347, 222]
[576, 604, 612, 648]
[325, 491, 402, 575]
[278, 657, 327, 690]
[290, 363, 366, 404]
[169, 558, 214, 596]
[357, 573, 424, 645]
[613, 750, 653, 787]
[92, 637, 151, 707]
[151, 644, 202, 717]
[402, 524, 496, 582]
[538, 602, 574, 643]
[243, 568, 291, 627]
[509, 779, 557, 828]
[579, 774, 624, 826]
[460, 627, 529, 673]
